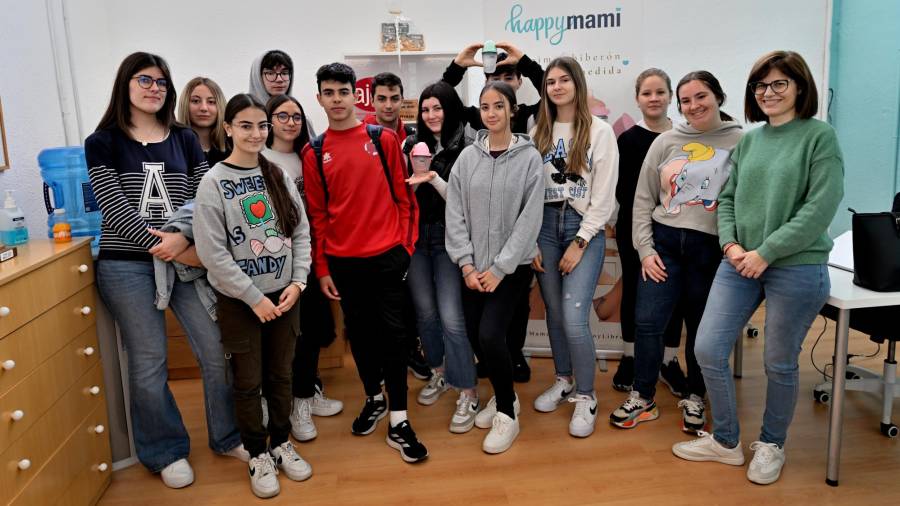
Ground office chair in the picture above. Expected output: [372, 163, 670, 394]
[813, 192, 900, 438]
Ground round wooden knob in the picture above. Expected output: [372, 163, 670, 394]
[81, 346, 95, 357]
[88, 386, 100, 396]
[17, 459, 31, 471]
[2, 359, 15, 371]
[80, 306, 92, 315]
[78, 264, 89, 273]
[0, 307, 10, 317]
[10, 410, 24, 421]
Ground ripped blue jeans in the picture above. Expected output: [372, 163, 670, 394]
[535, 204, 605, 395]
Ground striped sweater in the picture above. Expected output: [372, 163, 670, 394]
[84, 126, 208, 261]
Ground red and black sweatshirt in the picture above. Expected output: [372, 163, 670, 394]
[301, 123, 418, 277]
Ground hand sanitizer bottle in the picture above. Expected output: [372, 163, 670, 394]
[0, 190, 29, 246]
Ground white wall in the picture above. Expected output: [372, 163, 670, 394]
[0, 0, 69, 238]
[0, 0, 829, 240]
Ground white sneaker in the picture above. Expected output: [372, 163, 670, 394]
[568, 394, 597, 438]
[222, 443, 251, 462]
[261, 396, 269, 428]
[160, 458, 194, 489]
[310, 384, 343, 417]
[449, 392, 479, 434]
[533, 377, 576, 413]
[249, 452, 280, 498]
[475, 395, 520, 429]
[672, 431, 745, 466]
[482, 412, 520, 454]
[747, 441, 786, 485]
[290, 397, 317, 442]
[270, 441, 312, 481]
[417, 371, 450, 406]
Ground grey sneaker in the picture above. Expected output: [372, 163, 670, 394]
[417, 371, 450, 406]
[449, 392, 479, 434]
[677, 394, 706, 434]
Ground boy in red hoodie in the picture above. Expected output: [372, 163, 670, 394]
[302, 63, 426, 463]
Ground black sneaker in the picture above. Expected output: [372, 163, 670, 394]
[513, 354, 531, 383]
[351, 396, 387, 435]
[659, 357, 688, 398]
[408, 349, 433, 381]
[386, 420, 429, 463]
[612, 356, 634, 392]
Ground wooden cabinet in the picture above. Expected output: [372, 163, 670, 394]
[0, 239, 110, 505]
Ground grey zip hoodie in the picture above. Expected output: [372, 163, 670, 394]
[632, 120, 743, 260]
[445, 130, 544, 280]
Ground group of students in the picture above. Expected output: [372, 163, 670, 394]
[84, 42, 843, 498]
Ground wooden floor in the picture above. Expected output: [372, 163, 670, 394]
[100, 309, 900, 505]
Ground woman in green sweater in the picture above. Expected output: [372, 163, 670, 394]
[671, 51, 844, 486]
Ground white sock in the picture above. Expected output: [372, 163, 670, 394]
[623, 342, 635, 357]
[389, 410, 408, 426]
[663, 347, 678, 363]
[372, 392, 385, 402]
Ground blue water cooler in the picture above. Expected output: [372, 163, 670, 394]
[38, 147, 102, 255]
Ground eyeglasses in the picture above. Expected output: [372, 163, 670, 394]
[262, 70, 291, 82]
[273, 112, 303, 124]
[133, 75, 168, 91]
[748, 79, 792, 96]
[549, 158, 585, 185]
[231, 122, 272, 134]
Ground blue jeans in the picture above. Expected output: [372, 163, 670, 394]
[535, 205, 605, 396]
[97, 260, 240, 472]
[407, 222, 476, 389]
[633, 222, 720, 400]
[695, 259, 830, 448]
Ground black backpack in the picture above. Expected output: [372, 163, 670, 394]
[308, 123, 397, 205]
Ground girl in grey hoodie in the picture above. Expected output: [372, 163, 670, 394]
[445, 81, 543, 455]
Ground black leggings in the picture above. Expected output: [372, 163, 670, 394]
[462, 265, 533, 418]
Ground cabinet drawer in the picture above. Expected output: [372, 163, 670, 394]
[0, 327, 102, 455]
[0, 245, 93, 338]
[8, 403, 110, 506]
[0, 286, 97, 398]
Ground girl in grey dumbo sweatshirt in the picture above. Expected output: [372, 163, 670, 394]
[445, 129, 544, 280]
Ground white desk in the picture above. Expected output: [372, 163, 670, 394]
[824, 266, 900, 486]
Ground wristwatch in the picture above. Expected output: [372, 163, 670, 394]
[573, 237, 587, 249]
[291, 281, 307, 292]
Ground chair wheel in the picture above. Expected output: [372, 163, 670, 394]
[746, 327, 759, 338]
[881, 423, 899, 438]
[814, 389, 830, 404]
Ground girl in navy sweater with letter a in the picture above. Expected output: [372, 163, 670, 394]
[194, 94, 312, 499]
[85, 52, 245, 490]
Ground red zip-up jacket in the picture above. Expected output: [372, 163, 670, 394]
[301, 123, 418, 277]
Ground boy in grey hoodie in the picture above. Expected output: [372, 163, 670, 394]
[249, 50, 315, 135]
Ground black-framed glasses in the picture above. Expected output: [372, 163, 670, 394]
[749, 79, 791, 96]
[133, 75, 168, 91]
[262, 70, 291, 82]
[549, 158, 585, 185]
[273, 112, 303, 124]
[231, 121, 272, 134]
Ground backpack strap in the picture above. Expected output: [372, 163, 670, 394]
[403, 123, 417, 138]
[309, 132, 328, 205]
[365, 124, 398, 203]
